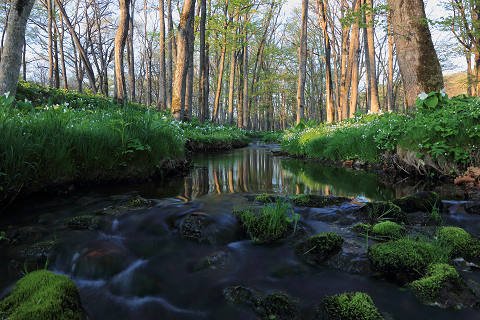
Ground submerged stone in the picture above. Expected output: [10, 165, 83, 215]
[191, 250, 230, 272]
[0, 270, 86, 320]
[316, 291, 383, 320]
[392, 191, 440, 213]
[65, 215, 101, 230]
[291, 194, 350, 208]
[295, 232, 343, 265]
[223, 286, 298, 320]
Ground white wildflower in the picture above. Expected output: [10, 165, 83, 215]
[440, 88, 446, 97]
[418, 92, 428, 100]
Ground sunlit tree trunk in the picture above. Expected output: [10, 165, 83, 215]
[365, 0, 380, 113]
[296, 0, 308, 125]
[198, 0, 208, 121]
[158, 0, 167, 109]
[114, 0, 131, 104]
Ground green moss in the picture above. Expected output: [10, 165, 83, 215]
[372, 221, 405, 240]
[319, 292, 383, 320]
[291, 194, 349, 207]
[0, 270, 85, 320]
[436, 226, 472, 258]
[360, 202, 406, 224]
[236, 200, 300, 243]
[295, 232, 343, 265]
[351, 223, 372, 235]
[255, 193, 277, 203]
[409, 263, 460, 303]
[368, 238, 448, 282]
[66, 215, 101, 230]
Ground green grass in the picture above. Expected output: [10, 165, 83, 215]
[0, 270, 85, 320]
[235, 200, 300, 243]
[281, 93, 480, 175]
[181, 120, 249, 151]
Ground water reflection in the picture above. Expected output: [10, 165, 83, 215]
[184, 144, 396, 201]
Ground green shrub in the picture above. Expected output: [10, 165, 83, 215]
[372, 221, 405, 240]
[409, 263, 460, 303]
[295, 232, 343, 264]
[369, 238, 448, 282]
[0, 270, 85, 320]
[319, 292, 383, 320]
[359, 201, 406, 224]
[436, 226, 473, 258]
[235, 200, 300, 243]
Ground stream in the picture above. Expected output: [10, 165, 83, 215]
[1, 142, 479, 319]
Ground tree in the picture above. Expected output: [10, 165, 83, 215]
[0, 0, 36, 96]
[171, 0, 196, 120]
[364, 0, 380, 113]
[114, 0, 131, 104]
[389, 0, 444, 107]
[296, 0, 308, 125]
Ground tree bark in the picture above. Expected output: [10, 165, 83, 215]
[171, 0, 196, 120]
[158, 0, 167, 109]
[114, 0, 131, 104]
[365, 0, 380, 113]
[0, 0, 36, 96]
[389, 0, 444, 107]
[198, 0, 208, 121]
[296, 0, 308, 125]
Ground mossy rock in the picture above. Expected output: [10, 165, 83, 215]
[223, 286, 298, 320]
[65, 215, 101, 230]
[351, 223, 372, 235]
[291, 194, 350, 208]
[392, 191, 440, 213]
[255, 193, 279, 203]
[124, 195, 153, 208]
[371, 221, 406, 240]
[409, 263, 459, 303]
[295, 232, 343, 265]
[0, 270, 86, 320]
[358, 201, 406, 224]
[316, 292, 383, 320]
[436, 226, 473, 258]
[368, 238, 448, 283]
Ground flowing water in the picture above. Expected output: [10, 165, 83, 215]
[1, 142, 479, 319]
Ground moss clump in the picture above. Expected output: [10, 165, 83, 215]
[409, 263, 460, 303]
[236, 200, 300, 243]
[255, 193, 278, 203]
[368, 238, 448, 283]
[126, 196, 153, 208]
[0, 270, 85, 320]
[66, 215, 101, 230]
[295, 232, 343, 265]
[436, 226, 473, 258]
[392, 191, 440, 213]
[359, 201, 406, 224]
[351, 223, 372, 235]
[372, 221, 405, 240]
[318, 292, 383, 320]
[291, 194, 349, 208]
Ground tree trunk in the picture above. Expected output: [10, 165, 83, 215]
[365, 0, 380, 113]
[296, 0, 308, 125]
[127, 0, 135, 101]
[114, 0, 131, 104]
[0, 0, 36, 96]
[198, 0, 207, 121]
[348, 0, 360, 117]
[242, 14, 249, 129]
[166, 0, 174, 109]
[171, 0, 196, 120]
[158, 0, 167, 109]
[387, 9, 395, 111]
[227, 48, 237, 124]
[212, 6, 229, 122]
[389, 0, 443, 107]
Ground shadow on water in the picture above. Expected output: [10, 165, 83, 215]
[0, 143, 479, 319]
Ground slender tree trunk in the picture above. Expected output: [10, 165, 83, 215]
[296, 0, 308, 125]
[127, 0, 135, 101]
[316, 0, 334, 123]
[184, 9, 195, 120]
[212, 6, 229, 122]
[158, 0, 167, 109]
[348, 0, 360, 117]
[389, 0, 444, 107]
[47, 0, 54, 87]
[198, 0, 207, 121]
[114, 0, 131, 104]
[387, 9, 395, 111]
[365, 0, 380, 113]
[171, 0, 196, 120]
[22, 39, 26, 80]
[227, 48, 237, 124]
[58, 11, 68, 89]
[242, 13, 249, 129]
[0, 0, 36, 96]
[166, 0, 174, 109]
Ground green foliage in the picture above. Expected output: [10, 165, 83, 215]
[295, 232, 343, 264]
[371, 221, 406, 240]
[180, 120, 249, 150]
[255, 193, 277, 203]
[409, 263, 460, 303]
[369, 238, 449, 282]
[436, 226, 474, 258]
[281, 93, 480, 171]
[360, 201, 406, 224]
[351, 223, 372, 235]
[0, 270, 85, 320]
[320, 292, 383, 320]
[290, 194, 349, 207]
[235, 200, 300, 243]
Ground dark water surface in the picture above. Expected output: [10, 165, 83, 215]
[1, 142, 479, 319]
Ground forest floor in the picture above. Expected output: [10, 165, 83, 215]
[0, 82, 249, 207]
